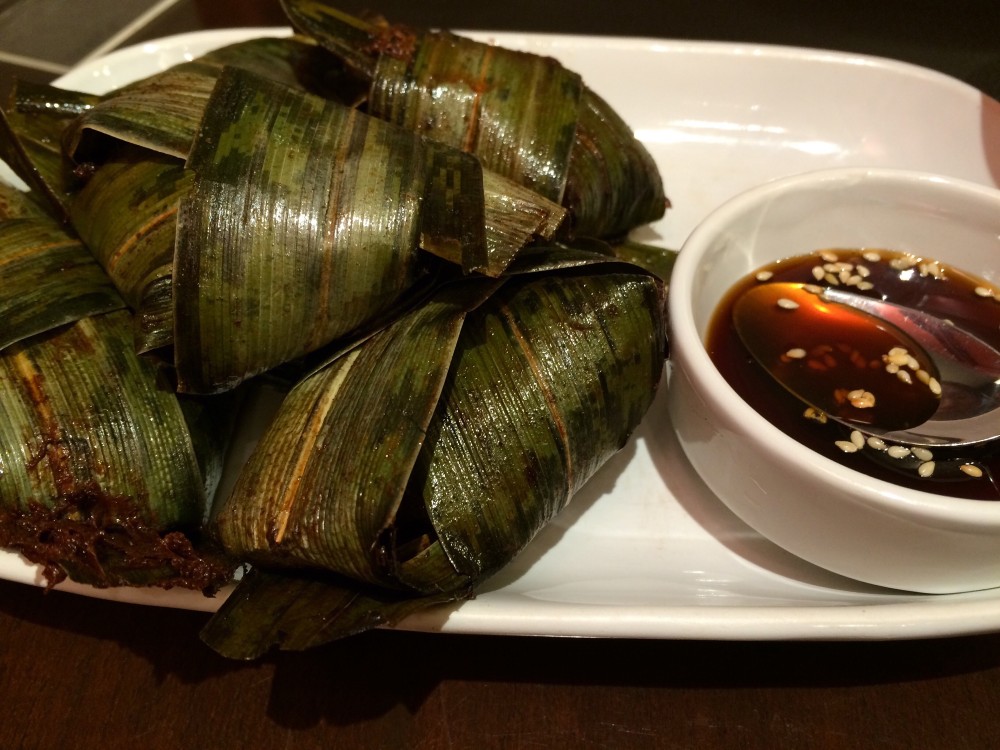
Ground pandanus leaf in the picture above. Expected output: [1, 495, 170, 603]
[422, 158, 568, 277]
[0, 39, 353, 359]
[172, 66, 479, 393]
[173, 66, 560, 393]
[64, 66, 216, 161]
[0, 180, 56, 221]
[0, 308, 234, 591]
[211, 279, 499, 581]
[479, 170, 568, 276]
[280, 0, 668, 238]
[413, 270, 665, 580]
[368, 31, 583, 205]
[64, 36, 328, 163]
[0, 182, 233, 591]
[203, 259, 665, 656]
[564, 91, 670, 238]
[607, 239, 678, 282]
[68, 155, 192, 352]
[0, 82, 98, 218]
[58, 39, 339, 351]
[201, 567, 459, 659]
[0, 206, 125, 351]
[54, 39, 351, 356]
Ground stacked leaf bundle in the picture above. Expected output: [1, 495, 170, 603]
[0, 184, 234, 593]
[0, 0, 671, 657]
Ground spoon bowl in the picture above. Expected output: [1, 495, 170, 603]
[734, 282, 1000, 448]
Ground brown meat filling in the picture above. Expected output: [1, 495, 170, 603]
[0, 486, 234, 595]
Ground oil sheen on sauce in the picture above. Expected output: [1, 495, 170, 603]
[706, 249, 1000, 500]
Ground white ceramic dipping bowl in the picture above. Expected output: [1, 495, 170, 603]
[668, 167, 1000, 594]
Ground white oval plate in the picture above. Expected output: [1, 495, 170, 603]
[6, 29, 1000, 638]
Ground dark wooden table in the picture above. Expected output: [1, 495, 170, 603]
[2, 1, 1000, 748]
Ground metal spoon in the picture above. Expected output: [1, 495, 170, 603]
[733, 282, 1000, 448]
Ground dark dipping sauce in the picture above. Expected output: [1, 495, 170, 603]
[706, 248, 1000, 500]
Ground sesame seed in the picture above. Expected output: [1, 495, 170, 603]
[785, 348, 807, 359]
[846, 274, 863, 286]
[835, 440, 859, 453]
[856, 265, 871, 278]
[811, 266, 825, 281]
[919, 261, 944, 279]
[960, 464, 984, 478]
[866, 437, 887, 451]
[885, 363, 900, 374]
[916, 369, 931, 385]
[776, 298, 799, 310]
[803, 407, 828, 424]
[905, 355, 920, 370]
[803, 284, 823, 294]
[887, 445, 911, 459]
[897, 370, 913, 384]
[856, 281, 874, 291]
[820, 251, 839, 262]
[928, 377, 942, 395]
[863, 251, 882, 262]
[755, 270, 774, 281]
[975, 286, 994, 298]
[839, 269, 852, 284]
[850, 430, 866, 449]
[847, 389, 876, 408]
[918, 461, 936, 478]
[824, 273, 840, 285]
[912, 447, 934, 462]
[883, 348, 910, 367]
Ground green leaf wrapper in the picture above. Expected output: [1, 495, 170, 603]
[204, 261, 665, 655]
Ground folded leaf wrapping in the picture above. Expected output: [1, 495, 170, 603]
[206, 261, 666, 653]
[0, 188, 233, 590]
[0, 308, 233, 591]
[173, 66, 447, 393]
[280, 0, 669, 238]
[0, 209, 124, 351]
